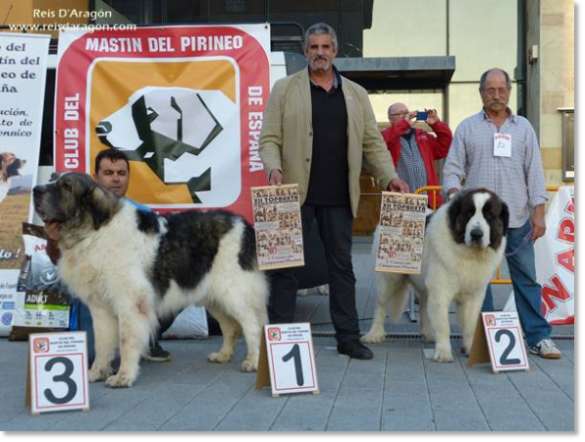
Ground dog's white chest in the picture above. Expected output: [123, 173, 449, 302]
[0, 183, 10, 202]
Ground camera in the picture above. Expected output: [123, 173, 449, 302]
[416, 111, 428, 121]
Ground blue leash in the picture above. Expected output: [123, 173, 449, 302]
[505, 229, 533, 257]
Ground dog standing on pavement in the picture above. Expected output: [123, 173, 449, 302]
[33, 173, 269, 388]
[363, 188, 509, 362]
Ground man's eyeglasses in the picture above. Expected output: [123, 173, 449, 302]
[389, 111, 409, 117]
[482, 88, 510, 96]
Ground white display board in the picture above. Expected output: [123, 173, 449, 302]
[482, 312, 530, 373]
[28, 331, 90, 414]
[264, 323, 319, 396]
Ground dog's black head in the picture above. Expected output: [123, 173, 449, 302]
[33, 172, 120, 234]
[447, 188, 509, 250]
[0, 152, 26, 181]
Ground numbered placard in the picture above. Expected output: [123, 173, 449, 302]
[261, 323, 319, 396]
[28, 331, 90, 415]
[482, 312, 529, 373]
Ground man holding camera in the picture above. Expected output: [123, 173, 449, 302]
[382, 104, 453, 208]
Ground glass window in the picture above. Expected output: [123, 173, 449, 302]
[363, 0, 447, 58]
[165, 0, 209, 23]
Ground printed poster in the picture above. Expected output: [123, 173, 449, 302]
[252, 184, 304, 270]
[375, 192, 428, 274]
[0, 33, 51, 335]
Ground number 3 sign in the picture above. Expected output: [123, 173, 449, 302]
[27, 332, 90, 415]
[256, 323, 319, 397]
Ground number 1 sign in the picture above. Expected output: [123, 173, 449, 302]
[257, 323, 319, 397]
[27, 331, 90, 415]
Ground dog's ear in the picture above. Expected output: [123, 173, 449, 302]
[447, 192, 465, 241]
[500, 200, 510, 236]
[49, 172, 62, 182]
[86, 185, 116, 230]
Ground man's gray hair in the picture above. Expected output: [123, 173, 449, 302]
[304, 23, 338, 51]
[479, 68, 512, 90]
[387, 103, 398, 117]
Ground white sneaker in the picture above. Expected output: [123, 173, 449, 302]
[529, 339, 562, 359]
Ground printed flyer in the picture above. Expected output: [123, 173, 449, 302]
[375, 192, 428, 274]
[252, 184, 304, 270]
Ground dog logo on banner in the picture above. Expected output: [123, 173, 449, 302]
[96, 86, 237, 205]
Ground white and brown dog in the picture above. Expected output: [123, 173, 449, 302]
[363, 188, 509, 362]
[0, 152, 26, 204]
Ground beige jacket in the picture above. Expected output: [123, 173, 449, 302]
[259, 68, 398, 217]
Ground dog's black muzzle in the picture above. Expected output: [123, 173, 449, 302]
[470, 228, 484, 245]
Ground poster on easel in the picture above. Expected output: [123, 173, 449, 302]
[467, 312, 530, 374]
[255, 323, 319, 397]
[27, 331, 90, 415]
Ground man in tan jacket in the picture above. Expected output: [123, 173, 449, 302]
[260, 23, 408, 360]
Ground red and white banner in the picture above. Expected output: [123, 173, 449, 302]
[535, 186, 574, 325]
[54, 25, 270, 222]
[505, 186, 574, 325]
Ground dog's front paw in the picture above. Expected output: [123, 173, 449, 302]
[432, 346, 454, 363]
[421, 330, 435, 343]
[240, 359, 257, 372]
[207, 352, 233, 364]
[361, 330, 386, 344]
[88, 366, 110, 383]
[106, 372, 134, 388]
[317, 285, 329, 296]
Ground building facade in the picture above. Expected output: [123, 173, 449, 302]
[1, 0, 574, 187]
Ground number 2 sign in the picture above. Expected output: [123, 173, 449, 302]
[482, 312, 530, 373]
[27, 332, 90, 415]
[467, 312, 530, 373]
[259, 323, 319, 397]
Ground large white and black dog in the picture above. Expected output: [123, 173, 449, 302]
[0, 152, 27, 204]
[33, 173, 269, 388]
[363, 188, 509, 362]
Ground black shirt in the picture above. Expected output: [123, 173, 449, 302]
[305, 69, 350, 206]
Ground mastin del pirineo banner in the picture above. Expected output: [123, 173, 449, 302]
[55, 25, 270, 221]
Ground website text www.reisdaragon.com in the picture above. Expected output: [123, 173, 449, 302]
[6, 23, 137, 32]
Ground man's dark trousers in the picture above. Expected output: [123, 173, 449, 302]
[268, 205, 360, 343]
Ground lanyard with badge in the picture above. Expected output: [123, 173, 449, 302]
[493, 133, 512, 157]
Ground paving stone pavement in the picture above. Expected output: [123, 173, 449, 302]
[0, 241, 574, 432]
[0, 336, 574, 432]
